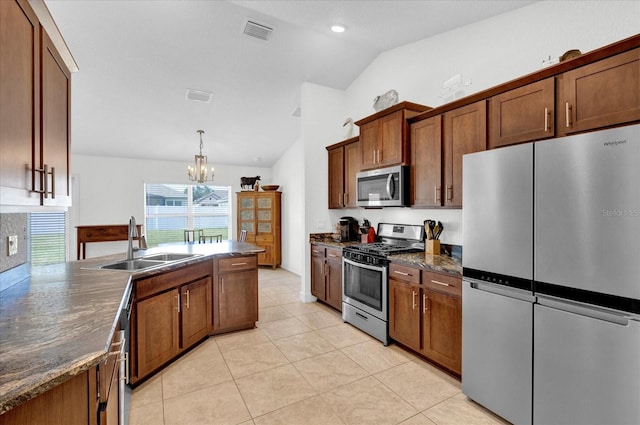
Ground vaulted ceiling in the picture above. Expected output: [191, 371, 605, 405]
[45, 0, 536, 167]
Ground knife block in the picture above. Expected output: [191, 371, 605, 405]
[425, 240, 440, 255]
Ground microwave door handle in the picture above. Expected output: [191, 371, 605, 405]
[386, 174, 395, 199]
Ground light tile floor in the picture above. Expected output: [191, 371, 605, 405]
[129, 268, 509, 425]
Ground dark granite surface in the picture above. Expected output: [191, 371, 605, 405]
[0, 241, 263, 414]
[388, 252, 462, 276]
[310, 234, 461, 276]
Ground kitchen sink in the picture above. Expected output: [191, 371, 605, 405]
[88, 252, 202, 272]
[99, 259, 166, 271]
[142, 253, 201, 261]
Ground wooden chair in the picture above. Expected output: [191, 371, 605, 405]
[199, 234, 222, 243]
[239, 230, 247, 242]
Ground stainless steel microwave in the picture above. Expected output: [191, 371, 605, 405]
[356, 165, 409, 207]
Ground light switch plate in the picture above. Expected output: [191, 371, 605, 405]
[8, 235, 18, 256]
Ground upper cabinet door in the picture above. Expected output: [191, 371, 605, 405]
[559, 47, 640, 135]
[410, 116, 442, 207]
[489, 78, 555, 149]
[443, 100, 487, 207]
[41, 29, 71, 206]
[327, 146, 345, 209]
[0, 0, 41, 206]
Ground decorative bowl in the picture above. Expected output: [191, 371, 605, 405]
[261, 185, 279, 191]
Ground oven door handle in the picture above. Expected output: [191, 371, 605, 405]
[343, 257, 386, 272]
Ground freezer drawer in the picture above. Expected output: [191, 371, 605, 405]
[462, 280, 533, 425]
[534, 302, 640, 425]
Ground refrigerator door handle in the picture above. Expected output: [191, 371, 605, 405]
[537, 295, 633, 326]
[464, 278, 535, 303]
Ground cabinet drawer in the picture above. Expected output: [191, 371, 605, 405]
[311, 245, 325, 257]
[422, 271, 461, 297]
[325, 247, 342, 261]
[389, 263, 421, 284]
[218, 255, 257, 273]
[256, 234, 273, 243]
[136, 260, 212, 299]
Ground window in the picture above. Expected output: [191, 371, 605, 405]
[30, 212, 66, 265]
[144, 184, 231, 247]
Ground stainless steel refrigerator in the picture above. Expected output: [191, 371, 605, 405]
[462, 124, 640, 425]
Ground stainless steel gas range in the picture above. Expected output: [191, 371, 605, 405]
[342, 223, 424, 344]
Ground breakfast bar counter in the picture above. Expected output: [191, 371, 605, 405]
[0, 241, 263, 414]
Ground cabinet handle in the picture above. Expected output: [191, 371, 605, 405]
[446, 185, 453, 202]
[435, 186, 441, 204]
[221, 278, 224, 294]
[565, 102, 572, 128]
[231, 262, 247, 266]
[431, 280, 450, 287]
[412, 290, 417, 310]
[343, 193, 347, 206]
[372, 150, 376, 164]
[544, 107, 550, 132]
[328, 254, 338, 258]
[176, 292, 181, 313]
[31, 164, 55, 198]
[393, 270, 411, 276]
[312, 249, 321, 254]
[185, 289, 190, 309]
[378, 149, 382, 163]
[423, 294, 428, 313]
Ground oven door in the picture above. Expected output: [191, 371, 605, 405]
[342, 257, 387, 320]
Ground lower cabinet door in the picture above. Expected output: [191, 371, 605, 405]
[217, 270, 258, 330]
[181, 277, 212, 349]
[136, 289, 180, 379]
[325, 258, 343, 311]
[422, 290, 462, 374]
[310, 253, 325, 300]
[388, 279, 421, 352]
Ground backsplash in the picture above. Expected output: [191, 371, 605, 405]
[0, 213, 28, 273]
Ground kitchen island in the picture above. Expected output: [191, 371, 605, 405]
[0, 241, 263, 417]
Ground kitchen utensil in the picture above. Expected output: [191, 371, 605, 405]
[424, 220, 435, 240]
[434, 221, 444, 240]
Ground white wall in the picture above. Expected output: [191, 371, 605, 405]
[286, 0, 639, 297]
[271, 137, 304, 275]
[70, 154, 271, 258]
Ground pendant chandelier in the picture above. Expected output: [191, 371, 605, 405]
[187, 130, 215, 183]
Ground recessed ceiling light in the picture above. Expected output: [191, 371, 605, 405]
[331, 24, 346, 33]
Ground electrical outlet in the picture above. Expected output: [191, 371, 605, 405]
[8, 235, 18, 256]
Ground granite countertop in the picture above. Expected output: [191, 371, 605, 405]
[0, 241, 263, 414]
[310, 234, 462, 276]
[388, 252, 462, 276]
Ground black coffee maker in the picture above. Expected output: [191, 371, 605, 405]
[339, 217, 359, 241]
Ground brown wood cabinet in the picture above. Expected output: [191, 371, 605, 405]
[99, 330, 123, 425]
[389, 264, 421, 352]
[558, 47, 640, 136]
[421, 271, 462, 374]
[213, 255, 258, 333]
[0, 0, 72, 207]
[181, 277, 213, 348]
[132, 260, 212, 383]
[135, 288, 180, 380]
[410, 116, 442, 207]
[489, 78, 555, 149]
[388, 263, 462, 375]
[442, 100, 487, 207]
[0, 368, 96, 425]
[310, 245, 342, 311]
[237, 191, 281, 268]
[355, 102, 430, 171]
[327, 137, 360, 208]
[409, 101, 485, 208]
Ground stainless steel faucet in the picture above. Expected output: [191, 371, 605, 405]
[127, 216, 138, 260]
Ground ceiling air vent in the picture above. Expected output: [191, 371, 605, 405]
[243, 19, 273, 41]
[185, 89, 213, 104]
